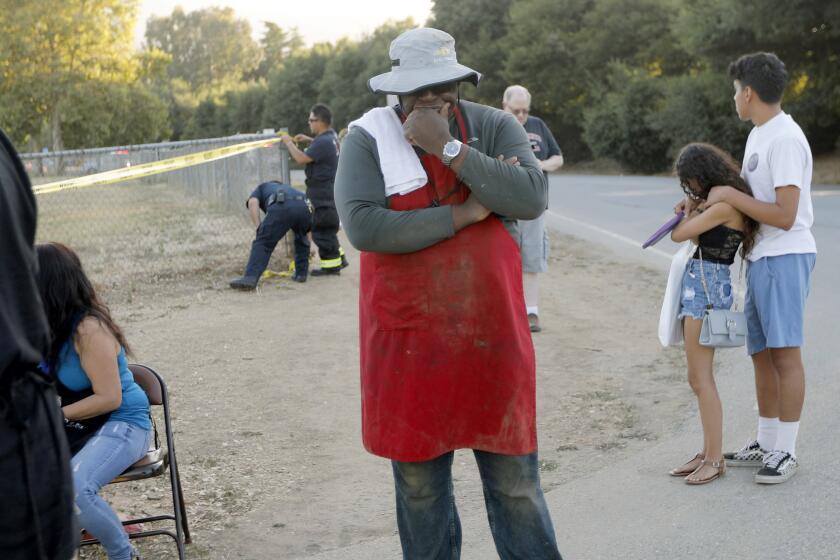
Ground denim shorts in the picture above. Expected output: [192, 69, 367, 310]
[517, 214, 549, 273]
[678, 259, 734, 320]
[745, 253, 815, 354]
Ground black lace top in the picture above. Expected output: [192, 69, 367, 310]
[693, 225, 745, 265]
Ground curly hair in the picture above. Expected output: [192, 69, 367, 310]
[674, 143, 759, 259]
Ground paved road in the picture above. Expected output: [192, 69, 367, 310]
[314, 174, 840, 560]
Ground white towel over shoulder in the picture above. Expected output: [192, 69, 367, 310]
[349, 107, 428, 197]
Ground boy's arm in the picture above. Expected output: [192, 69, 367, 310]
[704, 186, 799, 231]
[705, 137, 805, 230]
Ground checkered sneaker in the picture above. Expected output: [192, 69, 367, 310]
[755, 450, 799, 484]
[723, 439, 767, 467]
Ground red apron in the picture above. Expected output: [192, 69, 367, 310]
[359, 107, 536, 461]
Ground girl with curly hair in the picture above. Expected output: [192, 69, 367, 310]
[668, 143, 758, 485]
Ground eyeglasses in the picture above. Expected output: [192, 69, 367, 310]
[510, 108, 529, 116]
[680, 179, 703, 201]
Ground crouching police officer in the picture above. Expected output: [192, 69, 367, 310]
[230, 181, 311, 290]
[282, 103, 348, 276]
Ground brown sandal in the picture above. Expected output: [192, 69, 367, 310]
[669, 453, 704, 477]
[684, 459, 726, 485]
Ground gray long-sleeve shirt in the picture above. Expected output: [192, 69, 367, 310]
[335, 100, 547, 254]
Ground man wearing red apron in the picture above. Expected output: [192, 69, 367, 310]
[335, 28, 562, 559]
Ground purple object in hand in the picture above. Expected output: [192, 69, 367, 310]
[642, 212, 684, 248]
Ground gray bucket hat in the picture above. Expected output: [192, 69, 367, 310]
[368, 28, 482, 95]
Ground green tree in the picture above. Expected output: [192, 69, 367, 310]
[317, 19, 416, 129]
[429, 0, 515, 105]
[251, 23, 305, 80]
[262, 45, 332, 134]
[61, 81, 170, 148]
[647, 72, 750, 162]
[501, 0, 593, 160]
[0, 0, 140, 149]
[674, 0, 840, 153]
[583, 64, 671, 173]
[145, 7, 261, 95]
[502, 0, 690, 161]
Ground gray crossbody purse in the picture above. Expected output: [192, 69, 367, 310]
[698, 248, 747, 348]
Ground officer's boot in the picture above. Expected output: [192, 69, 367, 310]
[229, 275, 259, 290]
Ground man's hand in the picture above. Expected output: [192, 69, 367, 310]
[497, 154, 520, 166]
[452, 193, 491, 231]
[403, 102, 452, 157]
[294, 133, 312, 143]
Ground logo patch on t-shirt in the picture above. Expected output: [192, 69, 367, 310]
[527, 132, 543, 153]
[747, 153, 759, 172]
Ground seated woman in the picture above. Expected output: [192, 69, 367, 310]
[37, 242, 151, 560]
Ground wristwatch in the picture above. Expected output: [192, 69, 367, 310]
[441, 139, 463, 167]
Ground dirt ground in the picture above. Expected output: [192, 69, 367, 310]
[72, 225, 695, 560]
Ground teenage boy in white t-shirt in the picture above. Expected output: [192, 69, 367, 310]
[703, 52, 816, 484]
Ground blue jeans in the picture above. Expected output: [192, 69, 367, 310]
[72, 420, 151, 560]
[392, 450, 562, 560]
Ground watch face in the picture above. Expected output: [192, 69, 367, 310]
[444, 141, 460, 158]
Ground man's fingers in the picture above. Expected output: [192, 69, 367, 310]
[497, 154, 520, 165]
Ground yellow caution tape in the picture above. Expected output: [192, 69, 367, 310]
[260, 261, 296, 280]
[33, 136, 286, 195]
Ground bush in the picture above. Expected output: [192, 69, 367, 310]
[583, 66, 671, 173]
[647, 71, 751, 163]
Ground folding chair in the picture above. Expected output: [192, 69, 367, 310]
[80, 363, 191, 558]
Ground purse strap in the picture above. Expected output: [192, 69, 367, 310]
[697, 247, 743, 312]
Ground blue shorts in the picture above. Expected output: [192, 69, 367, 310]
[678, 259, 734, 320]
[745, 253, 816, 355]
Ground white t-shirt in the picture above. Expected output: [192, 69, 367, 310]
[742, 112, 816, 261]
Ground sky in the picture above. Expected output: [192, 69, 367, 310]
[136, 0, 433, 46]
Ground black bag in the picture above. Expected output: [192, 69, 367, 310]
[55, 379, 110, 455]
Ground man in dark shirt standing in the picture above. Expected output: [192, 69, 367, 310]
[229, 181, 312, 290]
[503, 85, 564, 333]
[281, 103, 347, 276]
[0, 127, 76, 559]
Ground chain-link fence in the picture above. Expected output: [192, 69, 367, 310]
[21, 135, 295, 304]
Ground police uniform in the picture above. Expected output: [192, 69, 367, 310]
[304, 129, 343, 273]
[230, 182, 311, 289]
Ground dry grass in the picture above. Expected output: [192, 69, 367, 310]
[35, 180, 292, 304]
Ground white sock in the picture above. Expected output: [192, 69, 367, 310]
[775, 421, 800, 457]
[756, 416, 779, 451]
[526, 306, 539, 316]
[523, 272, 539, 310]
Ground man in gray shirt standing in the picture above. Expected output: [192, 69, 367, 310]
[503, 85, 564, 333]
[335, 28, 562, 559]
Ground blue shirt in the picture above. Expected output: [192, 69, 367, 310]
[248, 181, 299, 213]
[304, 129, 340, 183]
[523, 116, 561, 165]
[57, 340, 151, 430]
